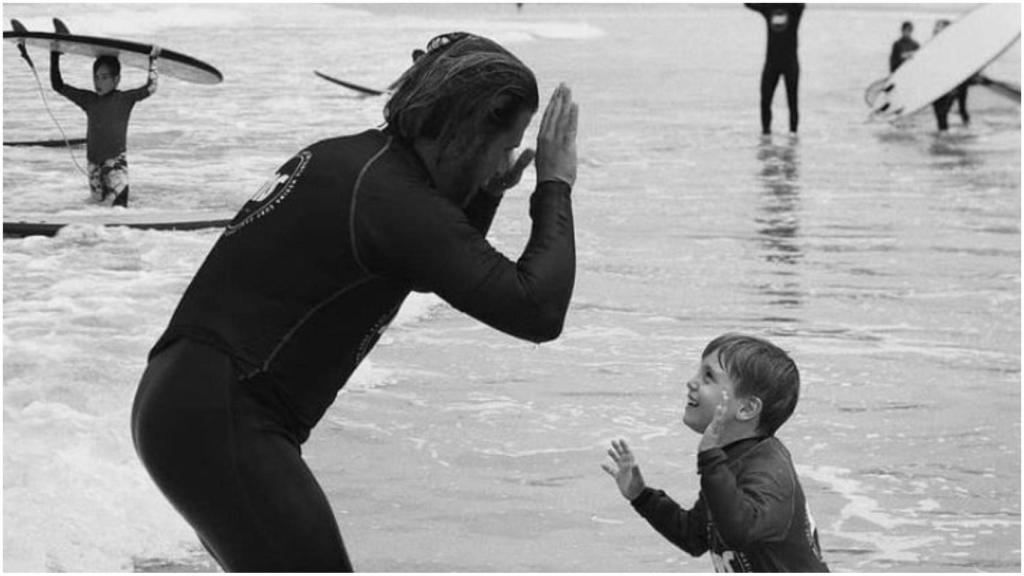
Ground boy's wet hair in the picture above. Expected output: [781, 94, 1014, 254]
[901, 21, 913, 32]
[383, 32, 539, 160]
[702, 333, 800, 435]
[93, 55, 121, 77]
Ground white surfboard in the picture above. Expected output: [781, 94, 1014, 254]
[868, 3, 1021, 122]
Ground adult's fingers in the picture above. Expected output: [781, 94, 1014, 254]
[540, 84, 566, 139]
[554, 86, 575, 138]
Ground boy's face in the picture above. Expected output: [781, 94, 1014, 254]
[94, 65, 119, 95]
[683, 351, 738, 434]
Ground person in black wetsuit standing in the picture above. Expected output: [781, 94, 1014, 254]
[131, 32, 578, 572]
[745, 3, 805, 135]
[889, 20, 919, 72]
[930, 19, 971, 132]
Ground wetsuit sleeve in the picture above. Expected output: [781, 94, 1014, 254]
[50, 51, 63, 91]
[50, 52, 93, 110]
[629, 486, 709, 556]
[697, 447, 795, 548]
[357, 181, 575, 344]
[889, 42, 900, 73]
[125, 62, 158, 102]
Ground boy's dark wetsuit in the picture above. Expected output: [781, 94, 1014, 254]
[889, 37, 919, 72]
[131, 129, 575, 571]
[631, 436, 829, 572]
[50, 53, 155, 206]
[746, 3, 805, 134]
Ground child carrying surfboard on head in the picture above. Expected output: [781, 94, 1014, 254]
[50, 45, 160, 207]
[602, 333, 829, 572]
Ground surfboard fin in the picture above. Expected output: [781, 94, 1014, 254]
[10, 19, 34, 67]
[53, 18, 70, 35]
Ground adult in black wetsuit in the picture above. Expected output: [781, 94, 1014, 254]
[131, 32, 579, 572]
[745, 3, 805, 135]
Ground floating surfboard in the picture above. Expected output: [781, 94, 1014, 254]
[4, 19, 223, 85]
[867, 3, 1021, 122]
[4, 137, 86, 147]
[314, 70, 384, 96]
[3, 211, 234, 238]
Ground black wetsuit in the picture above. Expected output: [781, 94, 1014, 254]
[889, 37, 919, 73]
[631, 437, 829, 572]
[131, 130, 575, 571]
[933, 81, 971, 131]
[746, 3, 805, 134]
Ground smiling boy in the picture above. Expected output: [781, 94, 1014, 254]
[603, 333, 828, 572]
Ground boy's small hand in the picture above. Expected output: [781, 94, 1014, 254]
[699, 390, 729, 453]
[601, 438, 646, 501]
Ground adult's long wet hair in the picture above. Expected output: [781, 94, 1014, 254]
[384, 33, 539, 161]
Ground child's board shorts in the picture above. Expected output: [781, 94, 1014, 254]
[88, 152, 129, 207]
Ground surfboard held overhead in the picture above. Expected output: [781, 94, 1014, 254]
[4, 19, 223, 85]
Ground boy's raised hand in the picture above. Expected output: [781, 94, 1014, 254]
[602, 439, 646, 501]
[698, 390, 729, 453]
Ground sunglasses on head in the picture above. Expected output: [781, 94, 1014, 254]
[425, 32, 473, 54]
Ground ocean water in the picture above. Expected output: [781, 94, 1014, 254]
[2, 3, 1020, 572]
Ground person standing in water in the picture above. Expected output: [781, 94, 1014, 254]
[930, 19, 971, 132]
[132, 32, 579, 571]
[745, 3, 805, 135]
[51, 48, 160, 207]
[889, 20, 919, 72]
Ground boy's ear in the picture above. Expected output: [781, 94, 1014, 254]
[736, 396, 762, 423]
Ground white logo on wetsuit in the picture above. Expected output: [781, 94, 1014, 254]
[224, 150, 313, 236]
[770, 10, 790, 32]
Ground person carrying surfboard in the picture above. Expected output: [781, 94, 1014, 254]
[50, 45, 160, 207]
[132, 31, 579, 571]
[929, 19, 972, 132]
[889, 20, 919, 72]
[745, 3, 805, 135]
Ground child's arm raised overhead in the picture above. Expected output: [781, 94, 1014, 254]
[603, 439, 710, 556]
